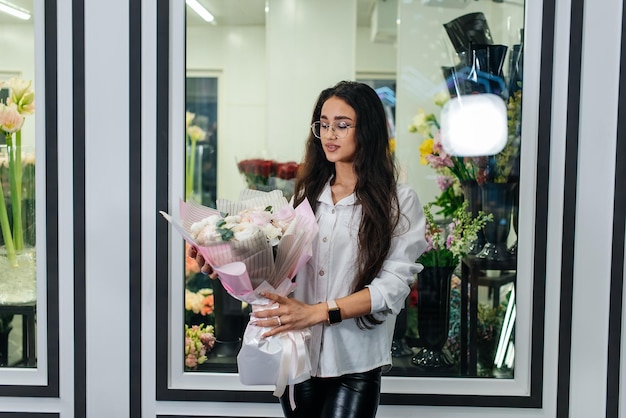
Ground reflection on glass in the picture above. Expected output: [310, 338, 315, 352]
[0, 0, 37, 368]
[185, 76, 217, 206]
[183, 0, 523, 380]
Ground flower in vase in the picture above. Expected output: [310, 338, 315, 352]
[184, 323, 216, 370]
[0, 78, 35, 266]
[417, 201, 492, 268]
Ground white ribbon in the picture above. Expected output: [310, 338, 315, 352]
[272, 330, 311, 410]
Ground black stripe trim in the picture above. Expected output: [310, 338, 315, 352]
[605, 2, 626, 416]
[129, 0, 142, 417]
[43, 0, 61, 397]
[155, 0, 170, 401]
[73, 0, 87, 416]
[556, 0, 585, 416]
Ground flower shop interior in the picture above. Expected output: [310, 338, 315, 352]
[0, 0, 624, 417]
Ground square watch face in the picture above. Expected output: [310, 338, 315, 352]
[328, 308, 342, 324]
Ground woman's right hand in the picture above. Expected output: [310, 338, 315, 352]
[187, 245, 217, 278]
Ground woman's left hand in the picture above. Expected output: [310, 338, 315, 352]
[252, 292, 327, 338]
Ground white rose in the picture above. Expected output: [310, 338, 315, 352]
[195, 225, 223, 245]
[224, 215, 241, 224]
[190, 215, 221, 237]
[232, 222, 260, 242]
[262, 224, 283, 246]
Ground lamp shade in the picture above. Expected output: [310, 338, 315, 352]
[440, 93, 507, 156]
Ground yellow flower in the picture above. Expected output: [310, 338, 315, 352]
[419, 138, 434, 165]
[409, 109, 431, 136]
[187, 125, 206, 142]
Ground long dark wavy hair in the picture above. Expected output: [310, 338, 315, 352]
[293, 81, 401, 328]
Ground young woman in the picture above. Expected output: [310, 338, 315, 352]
[251, 81, 428, 417]
[191, 81, 426, 417]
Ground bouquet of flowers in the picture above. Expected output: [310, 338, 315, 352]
[161, 188, 318, 401]
[184, 323, 216, 370]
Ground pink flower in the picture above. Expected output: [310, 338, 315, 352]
[185, 354, 198, 368]
[426, 153, 453, 169]
[436, 176, 454, 191]
[446, 233, 455, 249]
[200, 332, 216, 349]
[0, 103, 25, 134]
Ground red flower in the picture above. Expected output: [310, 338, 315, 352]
[276, 162, 299, 180]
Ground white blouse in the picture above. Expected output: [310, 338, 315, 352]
[293, 181, 427, 377]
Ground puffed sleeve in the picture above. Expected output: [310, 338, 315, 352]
[366, 184, 428, 315]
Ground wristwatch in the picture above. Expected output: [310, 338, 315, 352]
[327, 300, 342, 325]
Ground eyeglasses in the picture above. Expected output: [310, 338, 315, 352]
[311, 121, 356, 139]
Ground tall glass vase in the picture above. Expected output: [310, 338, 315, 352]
[476, 182, 516, 261]
[461, 180, 485, 255]
[0, 146, 36, 302]
[412, 265, 455, 370]
[0, 146, 36, 368]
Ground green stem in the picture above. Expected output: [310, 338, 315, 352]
[14, 131, 23, 250]
[185, 135, 197, 199]
[6, 134, 23, 252]
[0, 167, 17, 267]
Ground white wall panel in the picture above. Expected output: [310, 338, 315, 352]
[84, 0, 130, 416]
[569, 0, 622, 415]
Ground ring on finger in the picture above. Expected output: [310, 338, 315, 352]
[276, 316, 282, 327]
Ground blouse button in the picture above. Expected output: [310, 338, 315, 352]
[331, 209, 336, 214]
[319, 269, 325, 277]
[322, 236, 328, 243]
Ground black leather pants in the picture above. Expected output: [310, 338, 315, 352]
[279, 367, 382, 418]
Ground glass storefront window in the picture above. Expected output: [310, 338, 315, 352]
[159, 0, 547, 405]
[0, 0, 37, 370]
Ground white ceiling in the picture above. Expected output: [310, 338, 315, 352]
[187, 0, 376, 27]
[0, 0, 34, 25]
[0, 0, 375, 27]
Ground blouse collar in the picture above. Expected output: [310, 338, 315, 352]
[318, 177, 357, 206]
